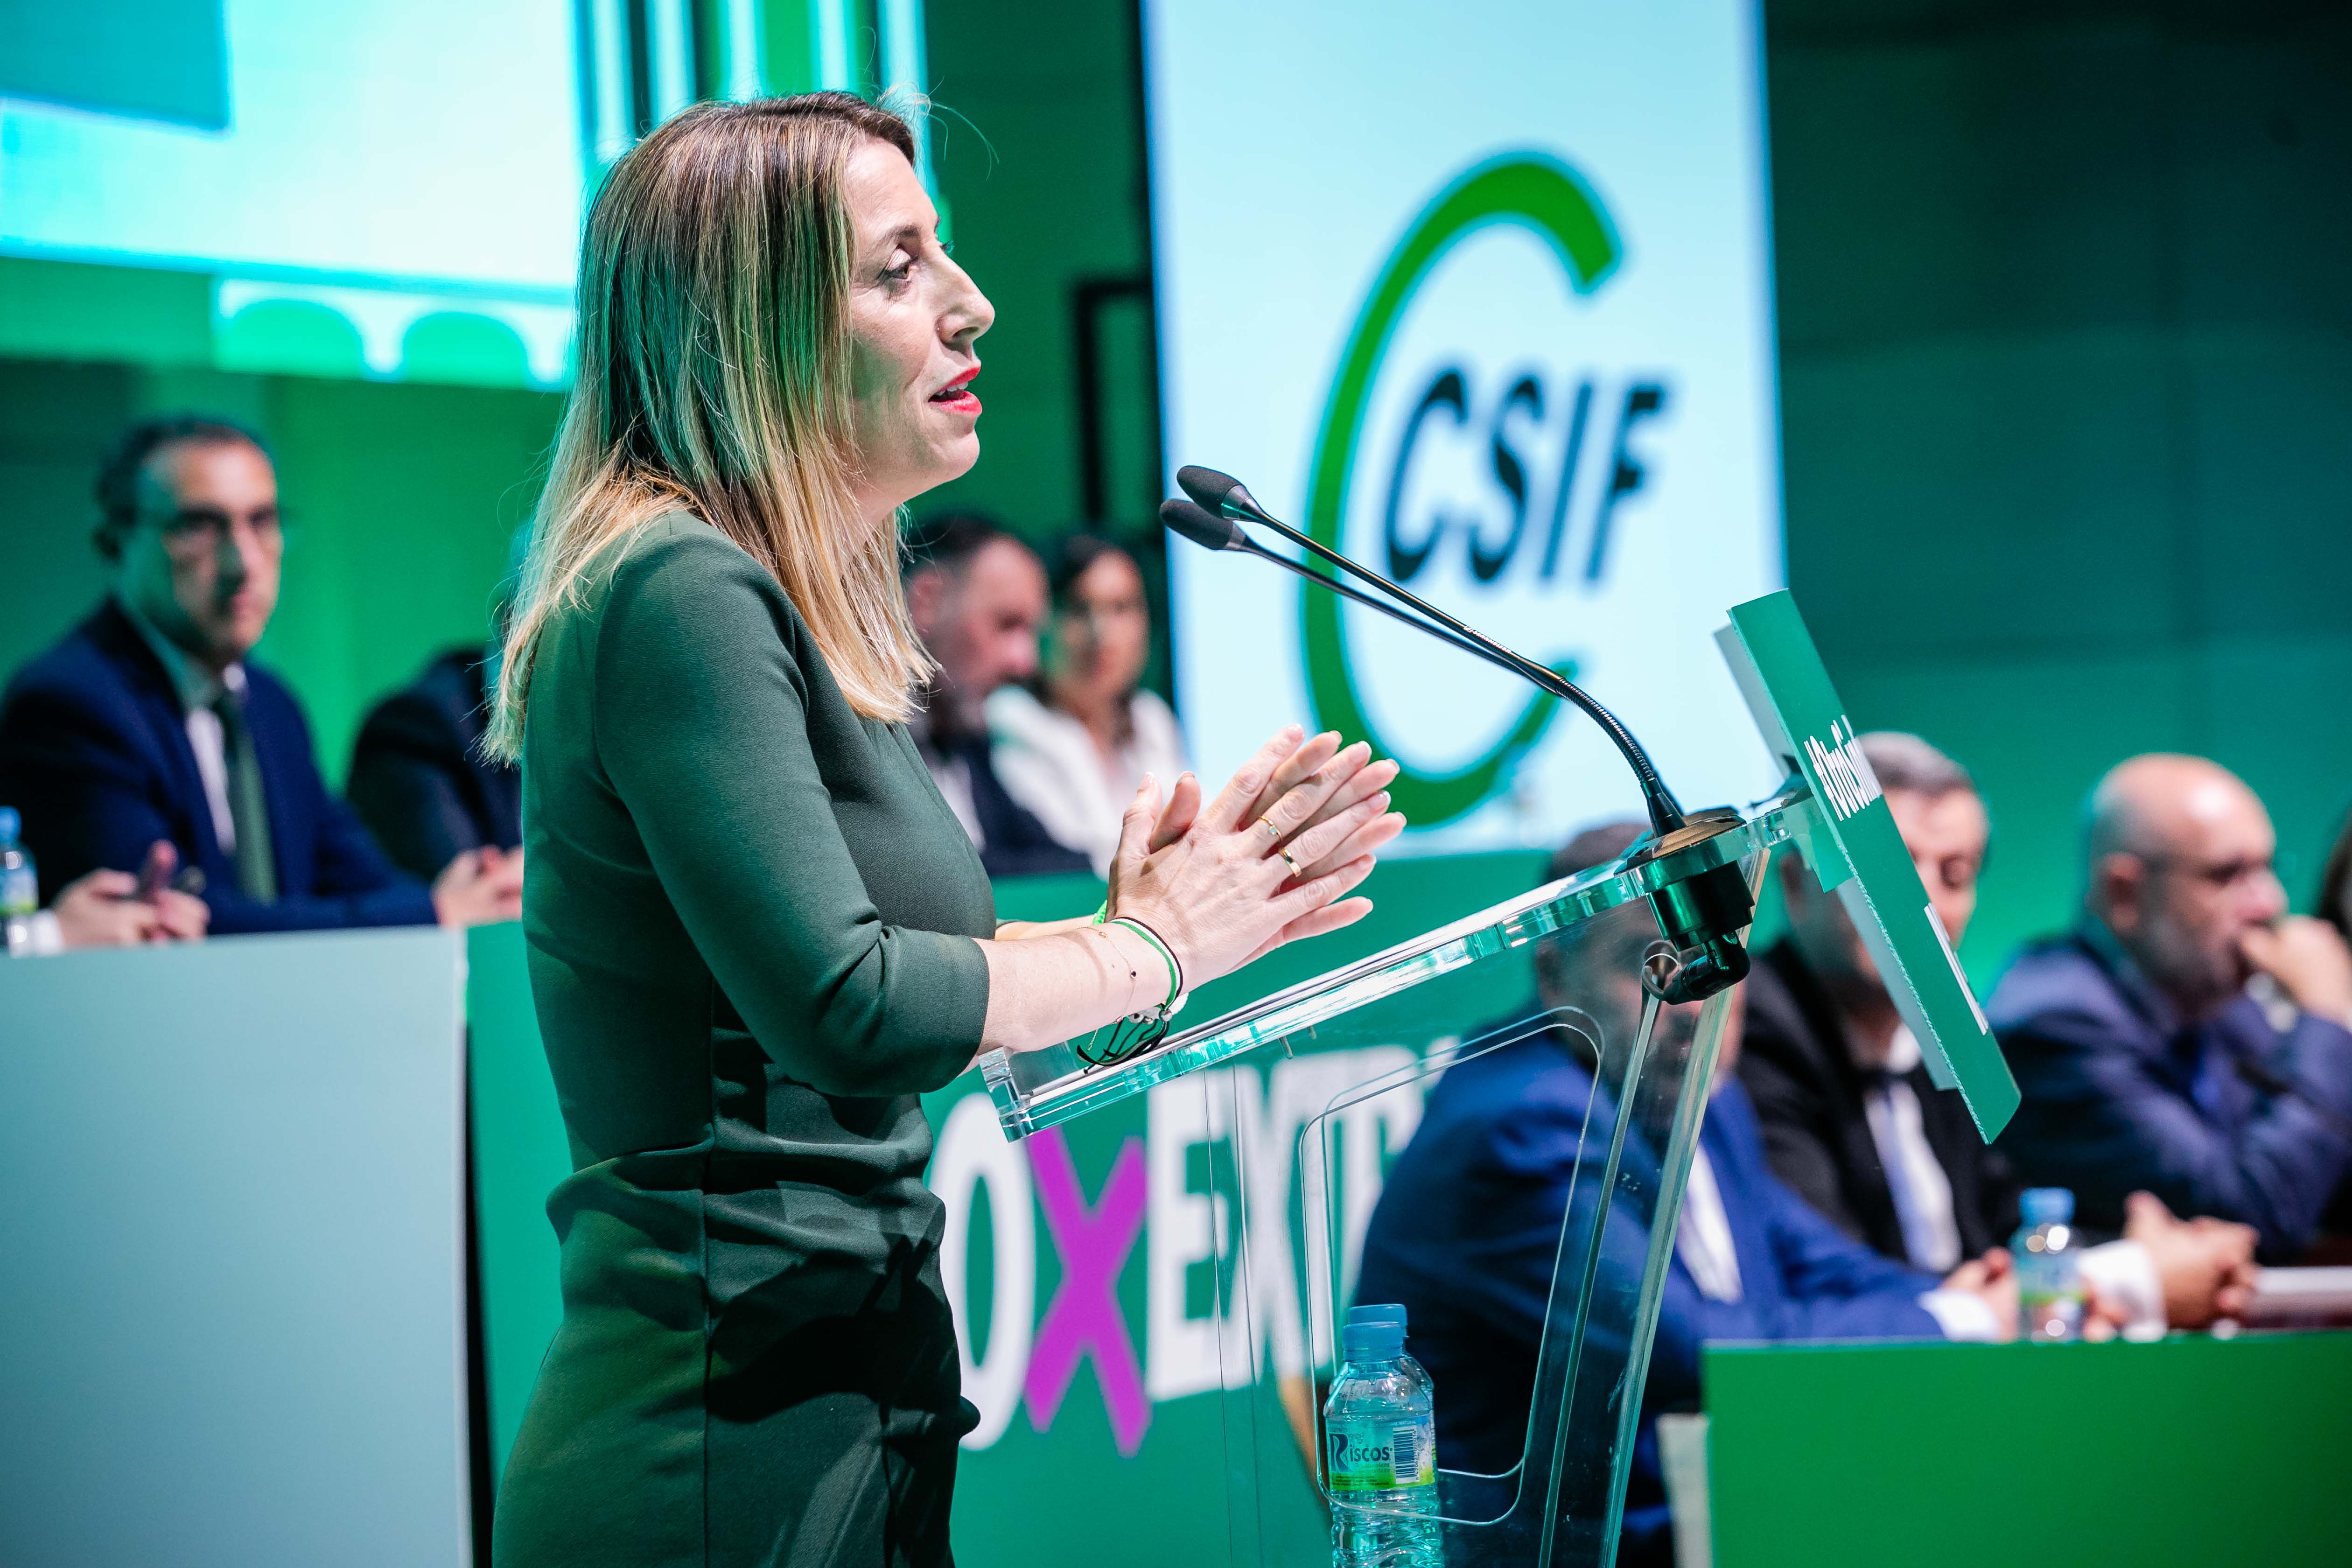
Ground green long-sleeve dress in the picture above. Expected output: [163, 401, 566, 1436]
[492, 515, 995, 1568]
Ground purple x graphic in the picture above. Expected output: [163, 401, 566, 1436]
[1023, 1126, 1151, 1455]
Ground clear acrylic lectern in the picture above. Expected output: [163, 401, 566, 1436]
[975, 592, 2018, 1568]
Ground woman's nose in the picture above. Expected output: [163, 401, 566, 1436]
[941, 263, 994, 347]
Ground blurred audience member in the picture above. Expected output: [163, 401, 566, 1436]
[1991, 754, 2352, 1260]
[989, 533, 1188, 876]
[348, 644, 520, 882]
[2317, 804, 2352, 948]
[6, 834, 208, 954]
[0, 414, 522, 934]
[1358, 820, 2024, 1567]
[1743, 732, 2255, 1330]
[903, 513, 1088, 878]
[348, 545, 525, 882]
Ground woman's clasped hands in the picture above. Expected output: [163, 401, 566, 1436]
[1102, 723, 1407, 994]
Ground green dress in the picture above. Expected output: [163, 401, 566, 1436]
[493, 516, 995, 1568]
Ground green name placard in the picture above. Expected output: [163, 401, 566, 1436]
[1717, 591, 2019, 1138]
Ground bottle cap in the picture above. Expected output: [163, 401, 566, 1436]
[0, 807, 17, 844]
[1346, 1303, 1407, 1332]
[2021, 1187, 2073, 1226]
[1341, 1320, 1405, 1361]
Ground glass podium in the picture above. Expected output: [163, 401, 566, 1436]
[975, 592, 2018, 1568]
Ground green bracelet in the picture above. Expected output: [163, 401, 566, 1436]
[1108, 917, 1182, 1013]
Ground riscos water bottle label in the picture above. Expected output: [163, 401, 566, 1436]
[1326, 1416, 1436, 1491]
[2, 865, 36, 919]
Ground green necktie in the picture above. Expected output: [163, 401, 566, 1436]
[212, 690, 279, 903]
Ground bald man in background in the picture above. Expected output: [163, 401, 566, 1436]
[1989, 755, 2352, 1259]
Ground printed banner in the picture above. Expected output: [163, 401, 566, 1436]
[1146, 0, 1785, 848]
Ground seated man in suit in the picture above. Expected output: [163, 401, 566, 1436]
[1741, 731, 2256, 1330]
[0, 414, 521, 935]
[903, 513, 1089, 879]
[1355, 821, 2020, 1567]
[1992, 753, 2352, 1260]
[349, 527, 525, 882]
[347, 642, 521, 882]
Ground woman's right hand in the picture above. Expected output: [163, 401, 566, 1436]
[1106, 724, 1407, 992]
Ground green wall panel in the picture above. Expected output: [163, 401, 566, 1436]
[1766, 1, 2352, 976]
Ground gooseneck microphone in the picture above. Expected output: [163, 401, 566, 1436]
[1165, 464, 1754, 1003]
[1175, 464, 1688, 838]
[1161, 499, 1497, 668]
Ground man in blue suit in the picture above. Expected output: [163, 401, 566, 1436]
[0, 414, 523, 935]
[1355, 822, 2017, 1566]
[1991, 754, 2352, 1260]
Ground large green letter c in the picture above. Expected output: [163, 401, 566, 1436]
[1300, 153, 1621, 827]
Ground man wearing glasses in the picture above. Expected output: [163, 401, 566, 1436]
[1740, 732, 2258, 1331]
[0, 414, 520, 935]
[1990, 753, 2352, 1260]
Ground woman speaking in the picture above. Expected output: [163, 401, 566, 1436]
[485, 94, 1404, 1566]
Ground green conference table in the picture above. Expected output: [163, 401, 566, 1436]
[1704, 1335, 2352, 1567]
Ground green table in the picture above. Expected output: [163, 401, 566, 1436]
[1705, 1335, 2352, 1568]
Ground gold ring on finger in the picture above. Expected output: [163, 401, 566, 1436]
[1279, 846, 1305, 877]
[1257, 813, 1282, 841]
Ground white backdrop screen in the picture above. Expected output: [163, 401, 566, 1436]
[1144, 0, 1786, 851]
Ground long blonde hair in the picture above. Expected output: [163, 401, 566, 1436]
[487, 94, 933, 759]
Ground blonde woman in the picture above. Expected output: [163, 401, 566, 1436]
[485, 94, 1404, 1566]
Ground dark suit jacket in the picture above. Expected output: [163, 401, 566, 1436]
[1739, 939, 2018, 1264]
[348, 646, 521, 882]
[928, 728, 1089, 880]
[1990, 931, 2352, 1260]
[0, 601, 436, 934]
[1356, 1019, 1940, 1562]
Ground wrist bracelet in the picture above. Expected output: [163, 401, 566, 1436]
[1109, 916, 1184, 1014]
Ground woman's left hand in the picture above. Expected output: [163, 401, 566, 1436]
[1104, 732, 1404, 952]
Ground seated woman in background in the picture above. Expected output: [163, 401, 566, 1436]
[989, 532, 1188, 876]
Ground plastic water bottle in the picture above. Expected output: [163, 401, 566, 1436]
[1325, 1303, 1442, 1568]
[2, 807, 38, 958]
[2014, 1187, 2084, 1343]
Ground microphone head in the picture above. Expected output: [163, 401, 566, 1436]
[1160, 497, 1246, 552]
[1176, 465, 1239, 511]
[1176, 464, 1274, 524]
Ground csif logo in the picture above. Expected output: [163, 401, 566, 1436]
[1301, 152, 1672, 827]
[1805, 717, 1883, 822]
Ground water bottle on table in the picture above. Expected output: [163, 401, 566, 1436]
[2014, 1187, 2084, 1343]
[1325, 1302, 1442, 1568]
[2, 808, 39, 958]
